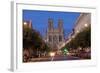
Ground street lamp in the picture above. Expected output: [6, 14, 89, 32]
[49, 52, 55, 61]
[67, 52, 70, 56]
[24, 22, 27, 25]
[76, 30, 79, 33]
[84, 23, 88, 27]
[72, 35, 75, 38]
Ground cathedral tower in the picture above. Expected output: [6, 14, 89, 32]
[58, 19, 63, 32]
[46, 18, 64, 51]
[48, 18, 53, 31]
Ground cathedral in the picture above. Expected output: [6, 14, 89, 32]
[45, 18, 64, 51]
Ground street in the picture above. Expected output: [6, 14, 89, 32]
[30, 55, 80, 62]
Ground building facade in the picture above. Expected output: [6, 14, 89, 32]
[66, 13, 91, 44]
[45, 18, 64, 51]
[73, 13, 91, 34]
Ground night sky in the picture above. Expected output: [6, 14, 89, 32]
[23, 10, 80, 38]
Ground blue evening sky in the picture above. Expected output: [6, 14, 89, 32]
[23, 10, 80, 38]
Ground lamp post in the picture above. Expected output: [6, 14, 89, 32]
[49, 52, 55, 61]
[84, 23, 88, 27]
[23, 22, 27, 25]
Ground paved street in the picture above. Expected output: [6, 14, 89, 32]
[52, 55, 80, 61]
[30, 55, 80, 62]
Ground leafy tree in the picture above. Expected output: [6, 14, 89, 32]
[23, 26, 50, 57]
[63, 26, 91, 50]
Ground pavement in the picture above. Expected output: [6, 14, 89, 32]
[30, 55, 80, 62]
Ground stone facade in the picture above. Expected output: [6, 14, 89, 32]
[66, 13, 91, 44]
[74, 13, 91, 34]
[45, 18, 64, 51]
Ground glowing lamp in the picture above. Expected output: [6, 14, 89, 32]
[50, 52, 55, 57]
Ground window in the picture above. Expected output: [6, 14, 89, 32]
[49, 35, 52, 42]
[59, 35, 62, 42]
[53, 35, 57, 42]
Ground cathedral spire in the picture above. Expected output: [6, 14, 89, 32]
[48, 18, 53, 30]
[58, 19, 63, 32]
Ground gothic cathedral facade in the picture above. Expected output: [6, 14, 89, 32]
[45, 18, 64, 51]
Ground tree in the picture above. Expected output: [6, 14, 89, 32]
[74, 26, 91, 48]
[64, 26, 91, 50]
[23, 26, 50, 58]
